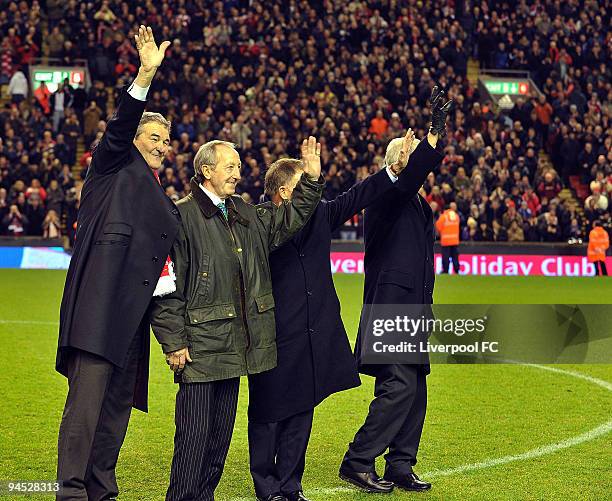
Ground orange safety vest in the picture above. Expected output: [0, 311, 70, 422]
[587, 227, 609, 262]
[34, 85, 51, 114]
[436, 209, 460, 246]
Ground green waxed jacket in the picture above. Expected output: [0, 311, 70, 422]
[150, 174, 324, 383]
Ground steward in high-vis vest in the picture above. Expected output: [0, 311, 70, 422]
[435, 202, 460, 274]
[587, 221, 609, 276]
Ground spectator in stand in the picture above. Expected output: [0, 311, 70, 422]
[522, 185, 541, 215]
[539, 210, 561, 242]
[587, 221, 609, 276]
[507, 220, 525, 242]
[42, 209, 62, 238]
[478, 220, 493, 241]
[46, 179, 64, 214]
[25, 196, 45, 236]
[534, 95, 553, 144]
[47, 25, 65, 59]
[524, 217, 540, 242]
[537, 171, 561, 201]
[7, 67, 28, 104]
[492, 219, 508, 242]
[0, 188, 8, 229]
[453, 167, 470, 192]
[502, 200, 523, 230]
[2, 204, 29, 236]
[462, 217, 479, 241]
[368, 110, 388, 139]
[50, 82, 73, 132]
[61, 113, 81, 164]
[26, 179, 47, 202]
[83, 101, 104, 146]
[426, 185, 445, 210]
[71, 82, 88, 125]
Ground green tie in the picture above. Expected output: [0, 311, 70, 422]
[217, 201, 228, 220]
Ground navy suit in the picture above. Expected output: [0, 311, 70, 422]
[343, 139, 443, 477]
[56, 88, 180, 501]
[248, 167, 397, 498]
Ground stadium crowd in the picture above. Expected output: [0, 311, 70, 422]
[0, 0, 610, 244]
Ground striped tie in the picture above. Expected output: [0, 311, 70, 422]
[217, 202, 228, 220]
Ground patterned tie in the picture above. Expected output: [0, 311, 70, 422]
[217, 201, 228, 220]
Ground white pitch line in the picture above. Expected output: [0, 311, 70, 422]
[0, 319, 58, 325]
[229, 364, 612, 500]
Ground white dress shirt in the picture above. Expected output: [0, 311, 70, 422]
[199, 183, 225, 207]
[127, 81, 150, 101]
[385, 166, 399, 183]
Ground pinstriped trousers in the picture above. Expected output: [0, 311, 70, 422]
[166, 379, 240, 501]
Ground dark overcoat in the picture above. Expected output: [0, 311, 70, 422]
[56, 88, 180, 411]
[149, 174, 325, 383]
[248, 168, 398, 423]
[354, 139, 444, 377]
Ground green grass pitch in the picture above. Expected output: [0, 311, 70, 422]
[0, 270, 610, 500]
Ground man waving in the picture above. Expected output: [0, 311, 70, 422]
[56, 26, 177, 500]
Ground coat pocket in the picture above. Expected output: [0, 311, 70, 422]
[374, 270, 418, 304]
[186, 303, 237, 355]
[252, 292, 276, 348]
[254, 292, 275, 313]
[95, 222, 133, 246]
[187, 303, 237, 324]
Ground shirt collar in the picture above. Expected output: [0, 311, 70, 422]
[199, 183, 225, 207]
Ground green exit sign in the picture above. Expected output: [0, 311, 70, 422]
[31, 67, 85, 93]
[485, 81, 530, 95]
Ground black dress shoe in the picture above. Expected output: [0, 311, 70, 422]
[339, 467, 394, 493]
[286, 491, 311, 501]
[384, 471, 431, 491]
[257, 495, 288, 501]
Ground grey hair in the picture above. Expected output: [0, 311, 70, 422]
[135, 112, 171, 138]
[383, 136, 420, 167]
[193, 140, 237, 182]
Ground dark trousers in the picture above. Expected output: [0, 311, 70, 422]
[441, 245, 460, 274]
[167, 379, 240, 501]
[594, 260, 608, 276]
[248, 409, 314, 498]
[342, 365, 427, 476]
[57, 332, 143, 501]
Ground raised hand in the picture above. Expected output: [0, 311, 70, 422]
[134, 25, 170, 73]
[429, 85, 453, 137]
[301, 136, 322, 180]
[389, 128, 416, 176]
[429, 85, 444, 107]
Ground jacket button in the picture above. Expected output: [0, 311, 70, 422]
[299, 253, 305, 258]
[152, 256, 159, 262]
[236, 247, 242, 252]
[172, 209, 179, 215]
[228, 312, 234, 317]
[307, 291, 312, 296]
[161, 233, 168, 239]
[308, 328, 315, 334]
[202, 272, 208, 277]
[143, 280, 150, 286]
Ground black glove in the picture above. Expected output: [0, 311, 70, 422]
[429, 85, 453, 137]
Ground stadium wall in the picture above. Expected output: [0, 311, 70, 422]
[0, 240, 609, 277]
